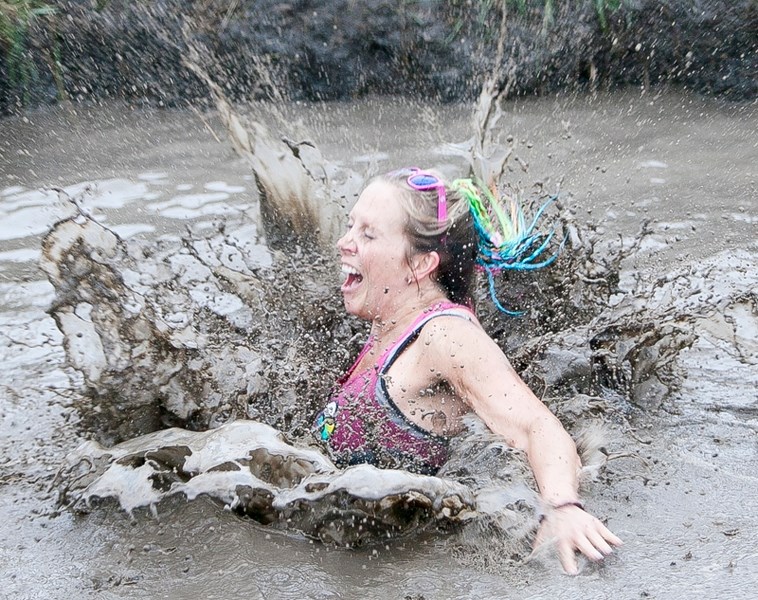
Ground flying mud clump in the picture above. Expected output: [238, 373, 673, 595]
[40, 192, 361, 445]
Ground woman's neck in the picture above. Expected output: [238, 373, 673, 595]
[369, 289, 450, 345]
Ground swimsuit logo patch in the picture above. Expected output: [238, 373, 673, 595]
[315, 401, 337, 441]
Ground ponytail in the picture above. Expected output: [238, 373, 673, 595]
[452, 179, 563, 315]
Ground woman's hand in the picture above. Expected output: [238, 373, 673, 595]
[533, 504, 623, 575]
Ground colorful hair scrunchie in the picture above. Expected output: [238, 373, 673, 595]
[452, 178, 563, 315]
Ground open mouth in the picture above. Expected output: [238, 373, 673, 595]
[341, 264, 363, 292]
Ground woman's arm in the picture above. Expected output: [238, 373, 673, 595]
[425, 317, 623, 573]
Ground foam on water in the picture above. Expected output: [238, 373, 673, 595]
[0, 247, 41, 263]
[0, 177, 253, 243]
[109, 223, 157, 238]
[137, 171, 169, 182]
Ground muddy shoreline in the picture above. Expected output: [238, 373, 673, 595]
[2, 0, 757, 115]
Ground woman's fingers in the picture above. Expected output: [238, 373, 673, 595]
[600, 524, 624, 548]
[535, 510, 624, 574]
[557, 540, 580, 575]
[587, 521, 623, 556]
[574, 535, 606, 562]
[587, 531, 614, 557]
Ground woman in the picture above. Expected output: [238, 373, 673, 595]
[313, 168, 622, 574]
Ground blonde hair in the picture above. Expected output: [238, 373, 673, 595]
[376, 169, 478, 305]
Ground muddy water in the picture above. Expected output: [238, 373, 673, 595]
[1, 92, 757, 599]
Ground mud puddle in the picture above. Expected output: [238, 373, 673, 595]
[1, 91, 757, 599]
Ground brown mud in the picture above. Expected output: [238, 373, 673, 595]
[0, 92, 756, 598]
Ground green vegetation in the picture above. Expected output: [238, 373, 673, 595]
[450, 0, 626, 31]
[0, 0, 57, 105]
[593, 0, 624, 31]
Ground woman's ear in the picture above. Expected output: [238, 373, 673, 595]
[411, 251, 440, 282]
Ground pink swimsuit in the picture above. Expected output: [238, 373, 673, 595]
[313, 303, 474, 474]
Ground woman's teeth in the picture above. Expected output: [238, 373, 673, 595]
[341, 265, 363, 289]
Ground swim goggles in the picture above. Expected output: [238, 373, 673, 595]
[405, 168, 447, 223]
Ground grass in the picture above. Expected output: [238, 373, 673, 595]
[0, 0, 57, 105]
[447, 0, 627, 31]
[594, 0, 624, 31]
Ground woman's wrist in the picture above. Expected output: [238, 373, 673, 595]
[539, 500, 585, 523]
[551, 500, 584, 511]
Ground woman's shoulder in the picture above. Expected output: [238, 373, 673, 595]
[418, 310, 514, 385]
[419, 309, 489, 349]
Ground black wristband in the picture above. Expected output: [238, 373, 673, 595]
[539, 501, 585, 523]
[552, 500, 585, 511]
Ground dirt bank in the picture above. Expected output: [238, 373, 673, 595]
[1, 0, 756, 114]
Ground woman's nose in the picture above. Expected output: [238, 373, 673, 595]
[337, 230, 355, 254]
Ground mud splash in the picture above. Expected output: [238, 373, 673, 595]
[31, 21, 758, 566]
[39, 197, 543, 557]
[53, 418, 545, 549]
[38, 99, 757, 563]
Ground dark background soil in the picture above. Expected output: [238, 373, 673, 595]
[1, 0, 756, 115]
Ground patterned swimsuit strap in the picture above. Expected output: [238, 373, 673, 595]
[375, 302, 475, 369]
[339, 302, 474, 384]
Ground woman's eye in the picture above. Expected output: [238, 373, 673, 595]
[362, 230, 375, 240]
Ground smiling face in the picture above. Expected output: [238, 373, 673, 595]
[337, 180, 414, 321]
